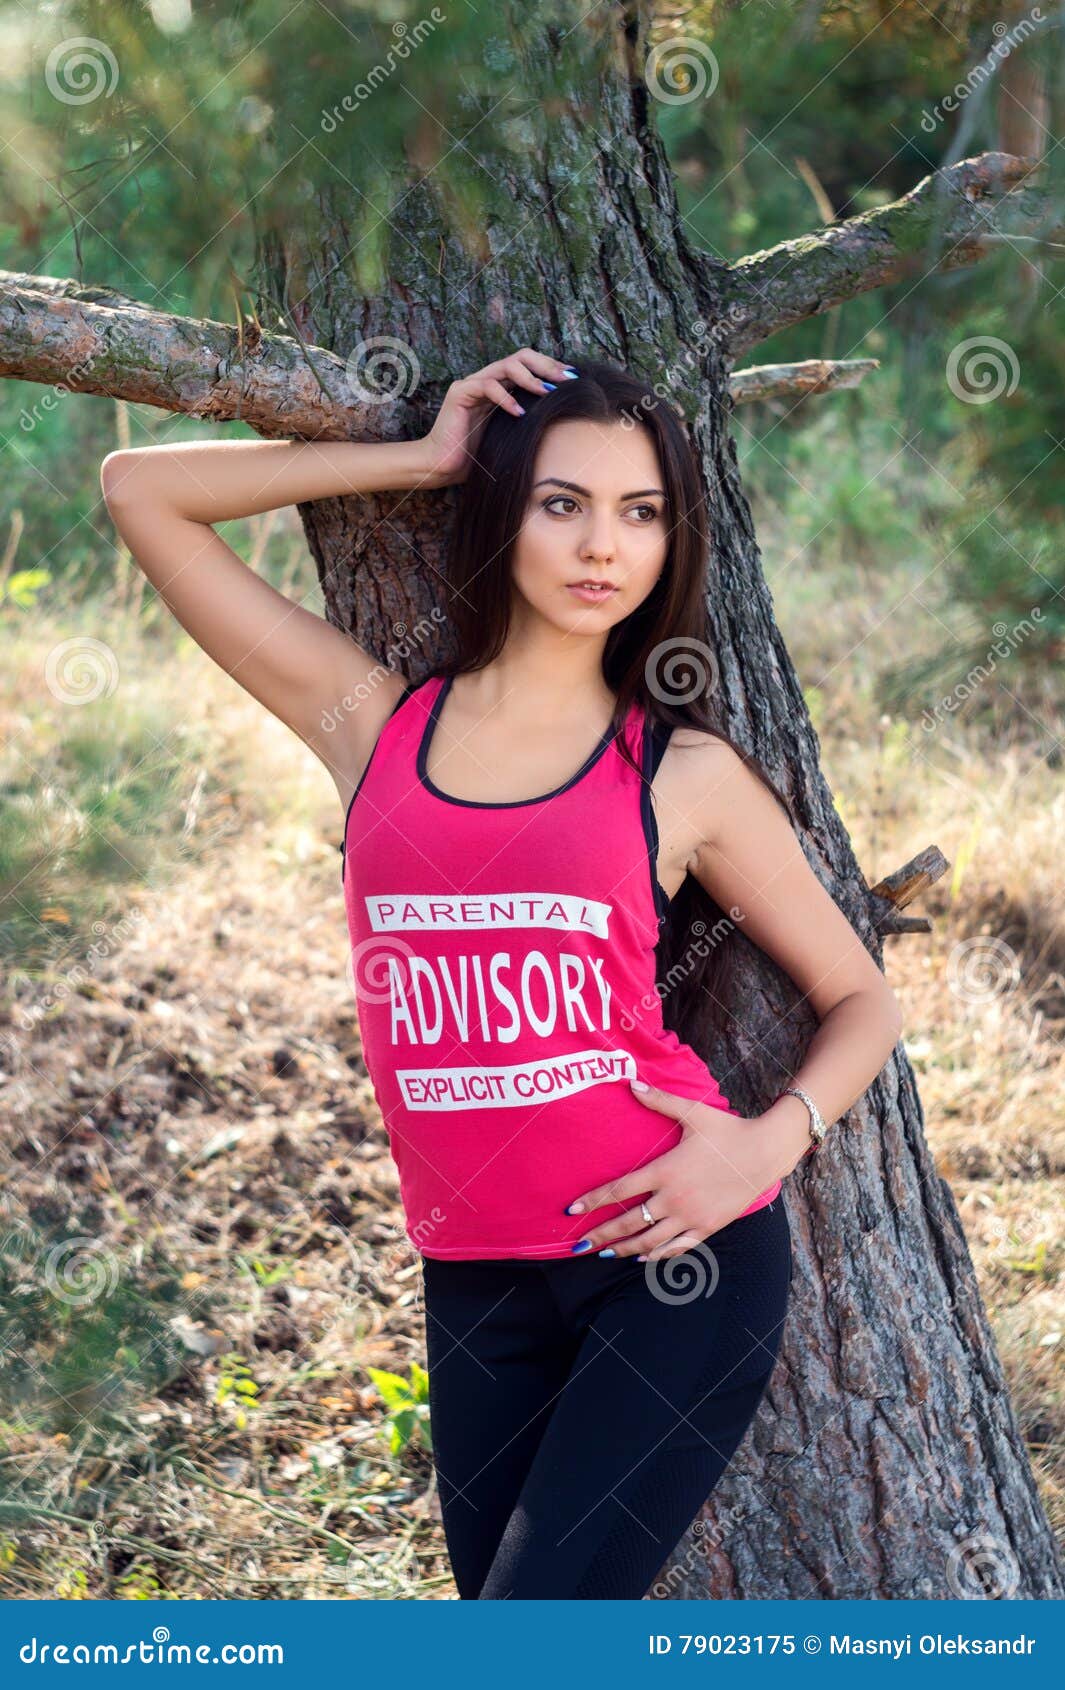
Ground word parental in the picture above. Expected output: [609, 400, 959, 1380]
[366, 891, 613, 940]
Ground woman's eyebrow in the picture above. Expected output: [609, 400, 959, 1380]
[532, 477, 665, 498]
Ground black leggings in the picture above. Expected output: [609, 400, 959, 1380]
[420, 1197, 793, 1599]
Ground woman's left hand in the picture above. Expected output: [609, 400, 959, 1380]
[564, 1081, 792, 1259]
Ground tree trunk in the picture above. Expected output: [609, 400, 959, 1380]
[4, 0, 1059, 1602]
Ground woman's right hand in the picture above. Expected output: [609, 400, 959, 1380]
[417, 348, 576, 485]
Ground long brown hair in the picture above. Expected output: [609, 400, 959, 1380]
[438, 357, 796, 1046]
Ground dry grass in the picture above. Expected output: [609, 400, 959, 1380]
[0, 624, 1061, 1599]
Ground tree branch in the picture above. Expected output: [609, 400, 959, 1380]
[728, 358, 879, 403]
[0, 270, 412, 442]
[867, 845, 950, 936]
[720, 153, 1061, 355]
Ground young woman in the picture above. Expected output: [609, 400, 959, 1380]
[101, 347, 902, 1600]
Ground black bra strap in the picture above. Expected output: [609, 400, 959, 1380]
[646, 716, 674, 780]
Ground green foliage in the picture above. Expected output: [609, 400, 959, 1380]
[1003, 1238, 1049, 1278]
[235, 1253, 295, 1288]
[365, 1362, 431, 1455]
[0, 570, 50, 609]
[114, 1562, 168, 1600]
[214, 1354, 262, 1430]
[54, 1565, 91, 1599]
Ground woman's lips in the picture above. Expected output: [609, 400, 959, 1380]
[566, 583, 618, 604]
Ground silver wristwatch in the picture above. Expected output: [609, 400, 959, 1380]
[778, 1085, 828, 1153]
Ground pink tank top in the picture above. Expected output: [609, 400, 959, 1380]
[341, 674, 781, 1259]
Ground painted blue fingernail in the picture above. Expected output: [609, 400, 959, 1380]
[514, 404, 525, 415]
[571, 1239, 592, 1253]
[541, 381, 556, 390]
[637, 1254, 648, 1262]
[563, 368, 579, 378]
[598, 1248, 616, 1258]
[565, 1201, 585, 1214]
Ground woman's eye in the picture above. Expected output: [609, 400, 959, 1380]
[543, 497, 661, 520]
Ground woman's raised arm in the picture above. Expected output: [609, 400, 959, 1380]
[98, 436, 445, 791]
[99, 348, 571, 791]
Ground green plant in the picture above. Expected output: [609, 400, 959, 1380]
[115, 1561, 167, 1600]
[234, 1254, 294, 1288]
[0, 569, 50, 609]
[365, 1363, 431, 1455]
[214, 1354, 260, 1429]
[54, 1564, 90, 1599]
[1006, 1239, 1049, 1279]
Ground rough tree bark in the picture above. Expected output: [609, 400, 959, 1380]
[3, 2, 1061, 1600]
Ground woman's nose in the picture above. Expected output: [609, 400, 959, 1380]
[580, 520, 616, 561]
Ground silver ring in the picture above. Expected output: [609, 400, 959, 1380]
[640, 1201, 654, 1226]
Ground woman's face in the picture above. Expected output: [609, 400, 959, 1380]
[509, 419, 669, 636]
